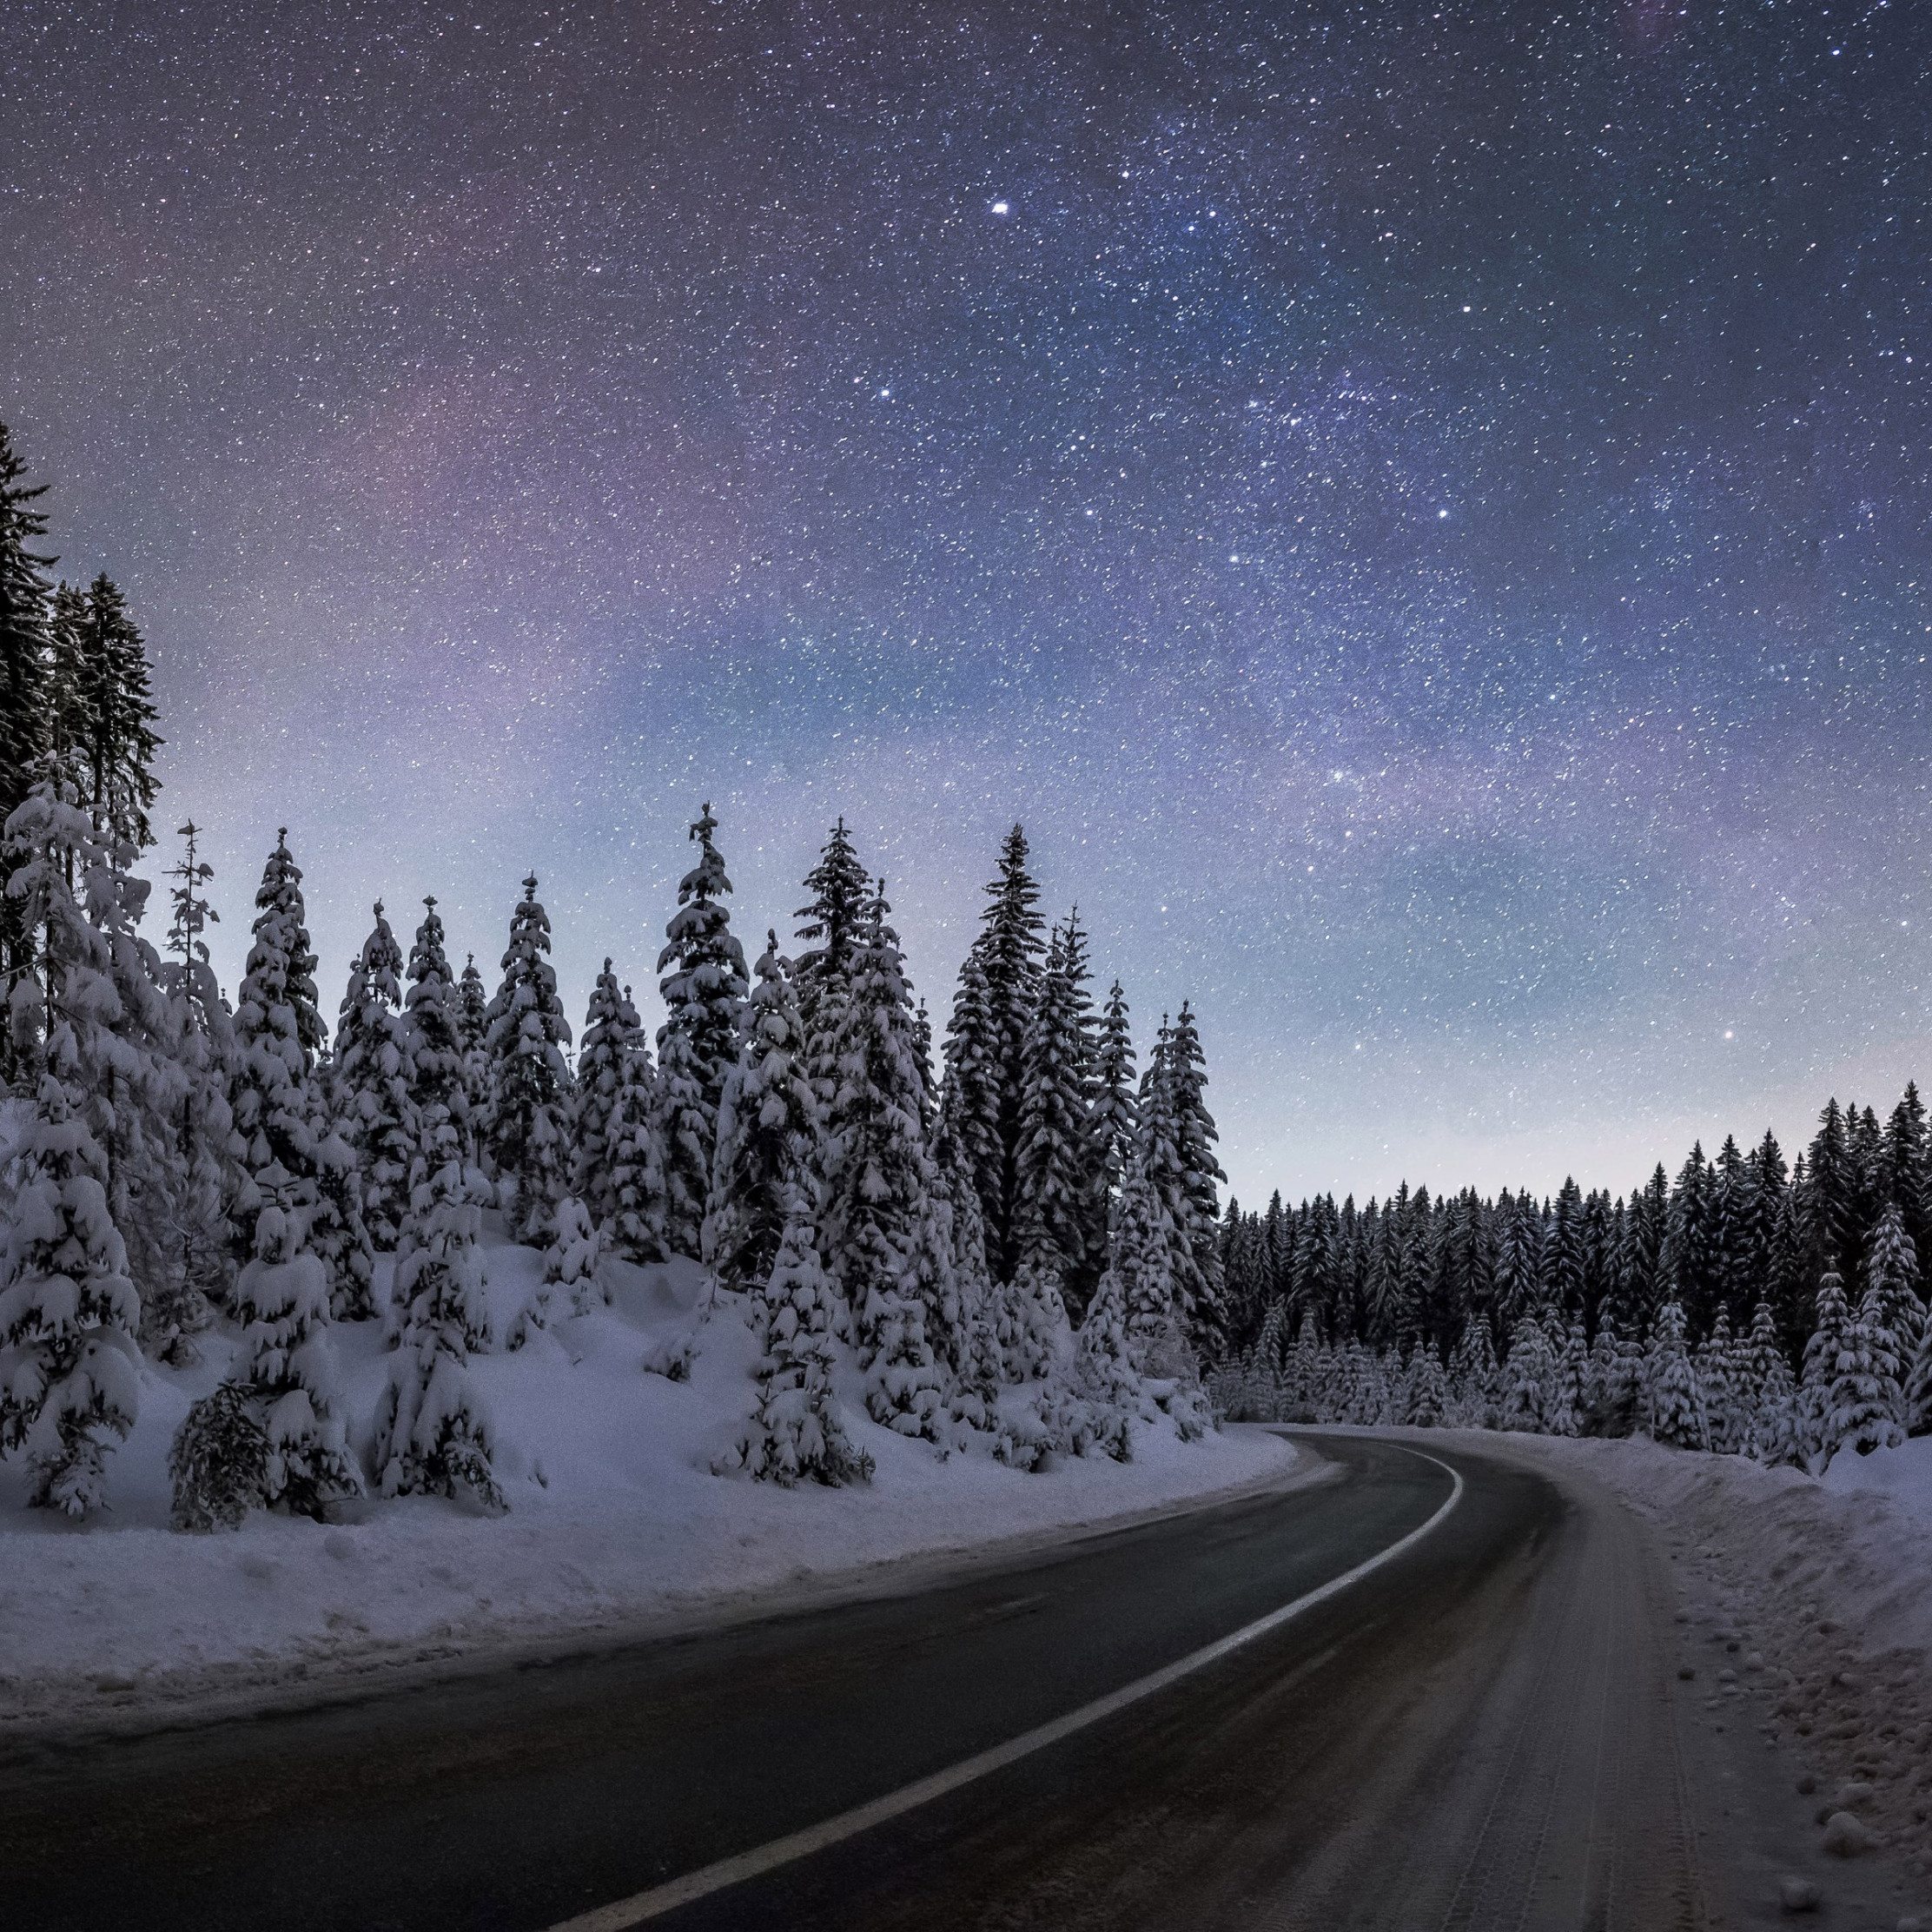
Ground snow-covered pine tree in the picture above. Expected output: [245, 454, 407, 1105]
[482, 874, 573, 1245]
[570, 961, 633, 1228]
[1499, 1309, 1556, 1433]
[600, 986, 667, 1265]
[724, 1186, 872, 1486]
[1404, 1339, 1450, 1426]
[1798, 1267, 1851, 1471]
[228, 831, 330, 1240]
[1013, 919, 1094, 1310]
[0, 1070, 141, 1515]
[1862, 1200, 1927, 1377]
[1549, 1313, 1586, 1437]
[820, 883, 944, 1441]
[937, 1120, 1004, 1436]
[1448, 1315, 1501, 1428]
[1740, 1298, 1801, 1464]
[6, 730, 188, 1340]
[1905, 1311, 1932, 1439]
[374, 1094, 501, 1507]
[151, 818, 242, 1353]
[943, 826, 1046, 1282]
[1162, 1002, 1227, 1353]
[1696, 1307, 1745, 1454]
[1815, 1280, 1907, 1464]
[705, 932, 819, 1298]
[71, 573, 162, 854]
[403, 897, 466, 1145]
[0, 421, 55, 1069]
[793, 817, 870, 1109]
[191, 1161, 361, 1522]
[456, 954, 491, 1163]
[654, 805, 748, 1259]
[1644, 1298, 1709, 1450]
[1082, 977, 1137, 1275]
[333, 903, 415, 1255]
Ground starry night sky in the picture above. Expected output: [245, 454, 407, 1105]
[3, 0, 1928, 1205]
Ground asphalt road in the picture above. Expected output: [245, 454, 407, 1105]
[0, 1432, 1823, 1931]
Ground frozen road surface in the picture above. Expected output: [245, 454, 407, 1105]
[2, 1432, 1907, 1929]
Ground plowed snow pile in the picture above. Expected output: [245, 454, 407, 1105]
[0, 1234, 1294, 1732]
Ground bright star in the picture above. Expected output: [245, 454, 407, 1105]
[990, 200, 1009, 215]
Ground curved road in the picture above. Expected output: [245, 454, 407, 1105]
[0, 1433, 1886, 1930]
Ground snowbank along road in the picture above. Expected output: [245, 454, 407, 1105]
[3, 1431, 1925, 1930]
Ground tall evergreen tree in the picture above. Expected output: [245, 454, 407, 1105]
[333, 903, 415, 1255]
[820, 883, 944, 1440]
[482, 874, 573, 1245]
[403, 898, 466, 1140]
[793, 817, 870, 1104]
[152, 819, 242, 1349]
[654, 804, 748, 1258]
[455, 953, 491, 1161]
[723, 1187, 871, 1486]
[705, 933, 819, 1298]
[73, 574, 161, 851]
[1014, 920, 1095, 1310]
[943, 825, 1046, 1280]
[570, 961, 632, 1228]
[0, 421, 54, 1062]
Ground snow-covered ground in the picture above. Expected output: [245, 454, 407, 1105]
[1429, 1426, 1932, 1882]
[0, 1228, 1298, 1734]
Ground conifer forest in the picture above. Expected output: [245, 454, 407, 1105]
[3, 411, 1927, 1544]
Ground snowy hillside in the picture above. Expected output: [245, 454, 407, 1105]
[0, 1227, 1295, 1732]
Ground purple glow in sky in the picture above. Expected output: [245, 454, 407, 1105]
[3, 0, 1929, 1205]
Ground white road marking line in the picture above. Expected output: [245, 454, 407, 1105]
[546, 1449, 1466, 1932]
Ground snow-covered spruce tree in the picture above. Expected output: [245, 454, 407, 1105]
[1086, 978, 1137, 1249]
[1741, 1298, 1801, 1464]
[6, 747, 187, 1335]
[937, 1117, 1005, 1435]
[599, 989, 668, 1265]
[1079, 1141, 1208, 1445]
[150, 818, 243, 1354]
[403, 898, 467, 1150]
[793, 817, 871, 1110]
[1696, 1307, 1746, 1455]
[1906, 1311, 1932, 1439]
[1812, 1279, 1906, 1465]
[820, 883, 945, 1442]
[1161, 1003, 1227, 1353]
[374, 1098, 501, 1508]
[514, 1194, 601, 1341]
[0, 1070, 141, 1515]
[723, 1186, 872, 1486]
[175, 1161, 361, 1526]
[1644, 1299, 1710, 1450]
[1013, 920, 1095, 1312]
[226, 832, 373, 1309]
[1404, 1339, 1449, 1426]
[1447, 1317, 1500, 1428]
[1863, 1200, 1926, 1377]
[332, 903, 415, 1255]
[943, 825, 1046, 1282]
[705, 932, 820, 1297]
[570, 961, 632, 1230]
[1499, 1309, 1557, 1433]
[0, 424, 56, 1074]
[654, 804, 748, 1259]
[71, 573, 162, 858]
[455, 954, 491, 1163]
[482, 874, 573, 1245]
[1550, 1314, 1586, 1438]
